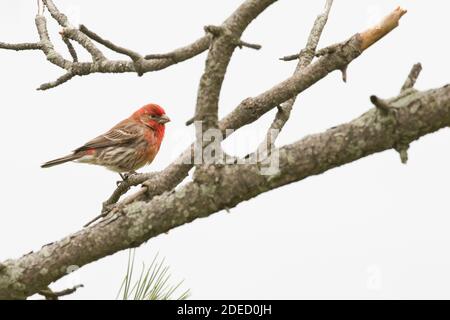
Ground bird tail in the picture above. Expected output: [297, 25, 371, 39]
[41, 153, 82, 168]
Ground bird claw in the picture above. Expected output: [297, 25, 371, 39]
[116, 171, 137, 186]
[102, 203, 115, 214]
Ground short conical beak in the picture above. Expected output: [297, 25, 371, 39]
[158, 114, 171, 124]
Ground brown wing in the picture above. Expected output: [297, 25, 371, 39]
[74, 120, 144, 153]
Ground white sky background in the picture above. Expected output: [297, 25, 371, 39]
[0, 0, 449, 299]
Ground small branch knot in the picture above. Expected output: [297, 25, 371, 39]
[395, 144, 410, 164]
[340, 65, 348, 83]
[132, 58, 146, 77]
[204, 25, 224, 37]
[370, 95, 392, 114]
[370, 94, 410, 164]
[185, 116, 195, 126]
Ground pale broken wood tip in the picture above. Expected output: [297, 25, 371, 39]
[360, 6, 407, 51]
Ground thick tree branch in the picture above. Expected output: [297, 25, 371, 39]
[1, 83, 448, 299]
[194, 0, 277, 142]
[37, 72, 75, 91]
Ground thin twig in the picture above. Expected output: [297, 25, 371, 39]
[86, 187, 148, 228]
[60, 28, 106, 62]
[42, 0, 69, 26]
[236, 40, 262, 50]
[0, 1, 215, 88]
[61, 36, 78, 62]
[37, 72, 75, 91]
[257, 0, 334, 158]
[37, 0, 44, 15]
[185, 116, 195, 126]
[43, 0, 105, 62]
[401, 62, 422, 92]
[279, 53, 300, 61]
[79, 24, 142, 61]
[0, 42, 41, 51]
[38, 284, 83, 300]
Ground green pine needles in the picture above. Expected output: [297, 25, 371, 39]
[117, 250, 190, 300]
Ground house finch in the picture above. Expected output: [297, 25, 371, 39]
[41, 103, 170, 178]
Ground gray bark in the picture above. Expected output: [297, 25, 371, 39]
[0, 1, 447, 299]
